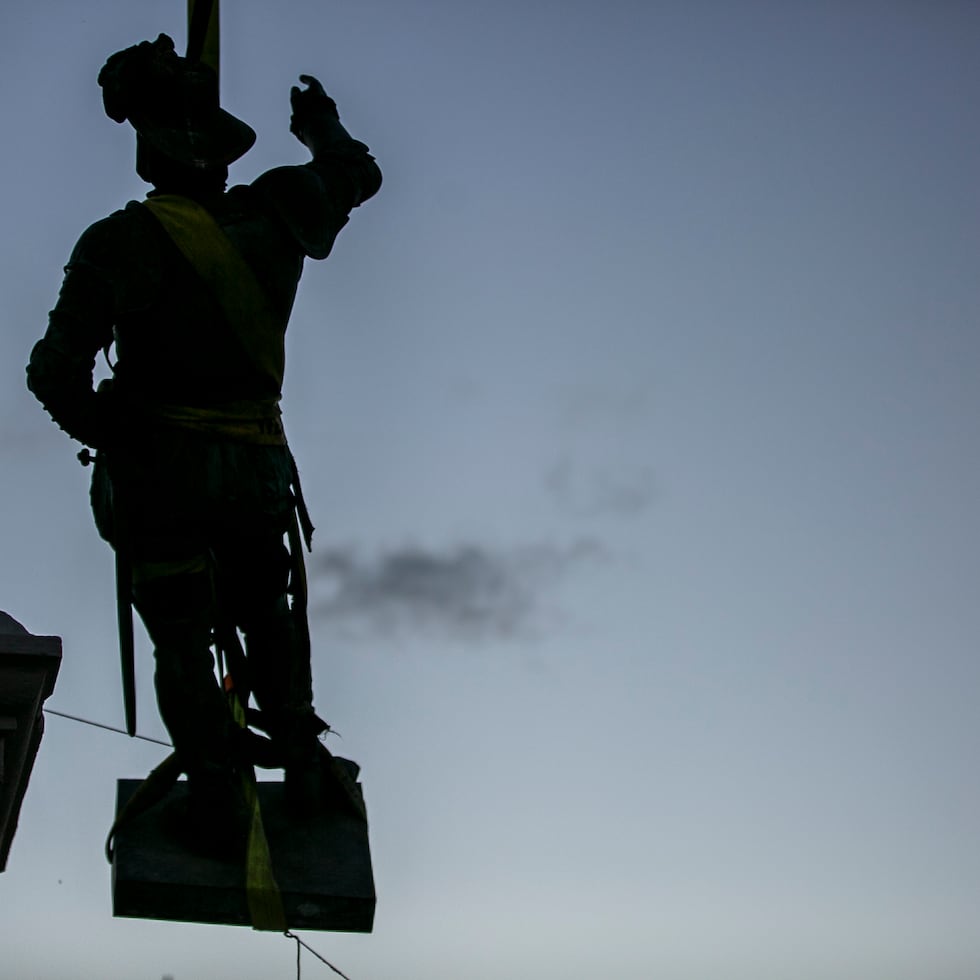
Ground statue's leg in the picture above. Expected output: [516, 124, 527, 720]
[215, 525, 294, 709]
[132, 558, 248, 851]
[132, 560, 224, 759]
[216, 524, 325, 810]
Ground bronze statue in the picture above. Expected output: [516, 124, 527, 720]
[26, 34, 381, 855]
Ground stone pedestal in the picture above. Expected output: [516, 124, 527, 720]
[111, 770, 375, 932]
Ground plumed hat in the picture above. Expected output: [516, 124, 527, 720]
[98, 34, 255, 167]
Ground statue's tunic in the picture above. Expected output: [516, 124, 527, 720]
[28, 142, 381, 558]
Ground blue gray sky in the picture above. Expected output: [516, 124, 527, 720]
[2, 2, 979, 978]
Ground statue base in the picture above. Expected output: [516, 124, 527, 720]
[111, 771, 375, 932]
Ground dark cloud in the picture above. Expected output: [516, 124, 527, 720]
[308, 539, 604, 641]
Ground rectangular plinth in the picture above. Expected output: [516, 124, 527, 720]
[111, 773, 375, 932]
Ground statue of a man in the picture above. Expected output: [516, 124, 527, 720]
[26, 35, 381, 854]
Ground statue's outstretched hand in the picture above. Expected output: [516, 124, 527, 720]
[290, 74, 339, 145]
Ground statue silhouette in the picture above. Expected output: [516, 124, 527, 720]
[27, 34, 381, 856]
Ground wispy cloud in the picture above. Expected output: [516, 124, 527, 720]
[308, 539, 604, 641]
[545, 455, 657, 519]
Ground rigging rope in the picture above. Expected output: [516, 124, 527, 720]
[44, 708, 172, 747]
[285, 931, 353, 980]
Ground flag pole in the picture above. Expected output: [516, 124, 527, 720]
[186, 0, 219, 87]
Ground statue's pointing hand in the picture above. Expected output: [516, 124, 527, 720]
[290, 74, 339, 146]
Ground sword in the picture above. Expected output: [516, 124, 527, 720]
[80, 444, 136, 737]
[116, 532, 137, 738]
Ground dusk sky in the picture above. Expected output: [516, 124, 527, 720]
[2, 2, 979, 978]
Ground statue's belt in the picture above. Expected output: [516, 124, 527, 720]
[144, 399, 287, 446]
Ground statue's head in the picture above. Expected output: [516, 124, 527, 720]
[98, 34, 255, 173]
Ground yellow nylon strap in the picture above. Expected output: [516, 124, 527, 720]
[229, 691, 287, 931]
[142, 195, 286, 389]
[150, 401, 287, 445]
[242, 768, 287, 931]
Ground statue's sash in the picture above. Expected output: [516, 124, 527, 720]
[142, 194, 286, 389]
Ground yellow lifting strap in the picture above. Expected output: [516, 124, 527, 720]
[229, 690, 288, 931]
[142, 194, 287, 390]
